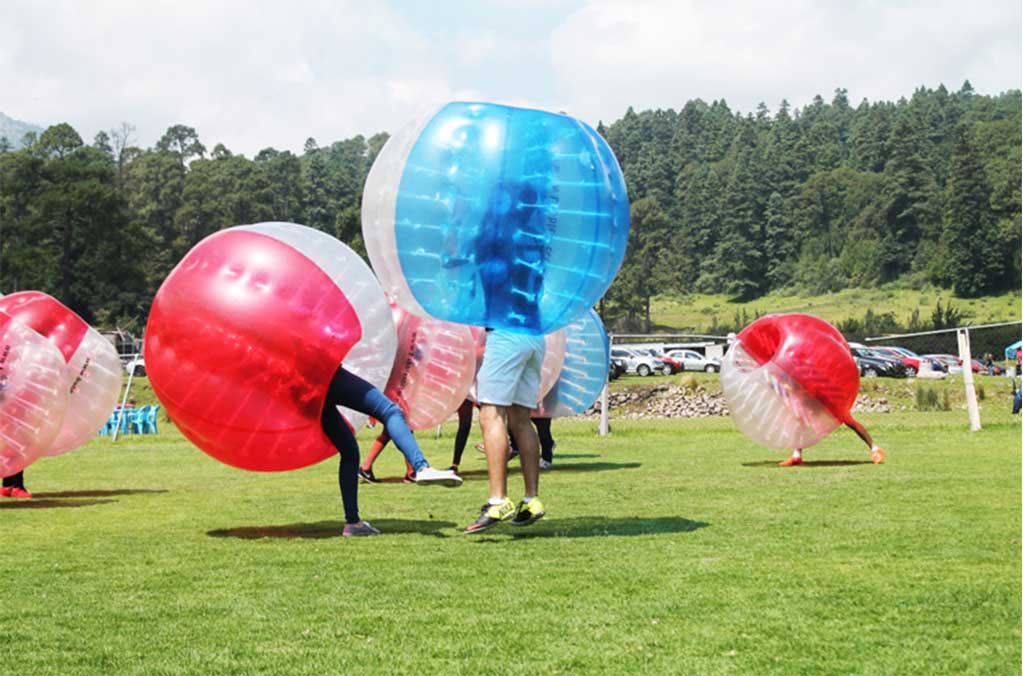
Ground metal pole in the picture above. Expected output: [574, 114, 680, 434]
[957, 329, 982, 432]
[598, 381, 610, 436]
[111, 354, 137, 442]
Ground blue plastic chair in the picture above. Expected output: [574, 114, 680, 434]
[144, 405, 160, 434]
[131, 406, 148, 435]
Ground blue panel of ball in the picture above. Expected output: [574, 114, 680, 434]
[393, 102, 629, 334]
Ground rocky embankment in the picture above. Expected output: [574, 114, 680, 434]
[583, 384, 892, 419]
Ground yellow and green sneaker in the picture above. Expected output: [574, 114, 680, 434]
[464, 498, 516, 534]
[510, 498, 546, 527]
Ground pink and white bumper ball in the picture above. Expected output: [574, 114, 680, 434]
[384, 301, 477, 430]
[0, 310, 68, 478]
[0, 292, 121, 455]
[144, 222, 396, 472]
[720, 313, 861, 450]
[538, 329, 567, 401]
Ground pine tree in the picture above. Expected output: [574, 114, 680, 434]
[943, 123, 1004, 296]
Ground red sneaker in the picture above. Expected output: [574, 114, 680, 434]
[778, 456, 803, 467]
[7, 487, 32, 498]
[0, 486, 12, 497]
[871, 447, 885, 465]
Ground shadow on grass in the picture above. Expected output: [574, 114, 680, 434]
[32, 489, 169, 498]
[474, 516, 709, 541]
[207, 518, 457, 540]
[0, 498, 116, 510]
[454, 462, 641, 480]
[741, 460, 874, 468]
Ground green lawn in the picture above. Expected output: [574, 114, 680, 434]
[649, 288, 1020, 333]
[3, 410, 1020, 674]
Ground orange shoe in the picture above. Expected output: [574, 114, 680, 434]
[871, 447, 885, 465]
[7, 487, 32, 498]
[778, 456, 803, 467]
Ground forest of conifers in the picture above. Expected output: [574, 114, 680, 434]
[0, 81, 1019, 332]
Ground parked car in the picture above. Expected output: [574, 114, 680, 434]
[610, 348, 669, 377]
[633, 348, 683, 374]
[124, 356, 146, 376]
[872, 346, 945, 376]
[665, 349, 722, 373]
[609, 355, 627, 380]
[850, 347, 907, 378]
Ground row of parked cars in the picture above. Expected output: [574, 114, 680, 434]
[610, 347, 721, 378]
[849, 344, 1003, 378]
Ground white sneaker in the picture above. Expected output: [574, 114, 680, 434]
[413, 466, 463, 488]
[343, 521, 381, 537]
[539, 459, 553, 470]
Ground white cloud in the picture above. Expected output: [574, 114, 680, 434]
[548, 0, 1022, 124]
[0, 0, 1018, 154]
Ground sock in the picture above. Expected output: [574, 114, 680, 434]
[792, 449, 802, 459]
[489, 497, 507, 506]
[521, 496, 534, 503]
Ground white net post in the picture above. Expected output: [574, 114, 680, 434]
[956, 329, 982, 432]
[598, 381, 610, 436]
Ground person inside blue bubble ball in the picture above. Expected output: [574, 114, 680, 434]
[443, 180, 547, 333]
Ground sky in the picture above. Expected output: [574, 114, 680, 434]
[1, 0, 1019, 156]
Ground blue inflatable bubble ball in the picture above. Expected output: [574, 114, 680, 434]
[539, 308, 610, 417]
[362, 102, 629, 335]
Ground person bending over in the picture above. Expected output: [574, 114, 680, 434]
[321, 366, 461, 537]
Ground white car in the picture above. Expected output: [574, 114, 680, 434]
[124, 356, 146, 376]
[666, 349, 721, 373]
[610, 348, 669, 377]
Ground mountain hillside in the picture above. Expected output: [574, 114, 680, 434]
[0, 111, 44, 148]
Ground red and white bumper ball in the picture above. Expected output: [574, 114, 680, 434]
[0, 310, 68, 478]
[0, 291, 122, 456]
[144, 222, 396, 472]
[721, 314, 860, 450]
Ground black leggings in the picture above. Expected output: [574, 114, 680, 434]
[451, 399, 475, 466]
[321, 365, 425, 524]
[509, 417, 555, 461]
[2, 471, 25, 489]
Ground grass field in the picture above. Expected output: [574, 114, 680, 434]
[2, 405, 1020, 674]
[648, 287, 1020, 333]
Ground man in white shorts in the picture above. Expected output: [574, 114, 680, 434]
[464, 329, 547, 533]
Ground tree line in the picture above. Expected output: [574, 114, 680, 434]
[600, 82, 1021, 329]
[0, 81, 1019, 334]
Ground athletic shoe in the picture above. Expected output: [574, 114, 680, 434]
[448, 464, 459, 473]
[402, 472, 417, 484]
[871, 447, 886, 465]
[7, 487, 32, 499]
[414, 466, 463, 488]
[0, 486, 12, 497]
[358, 468, 380, 484]
[778, 456, 803, 467]
[464, 498, 515, 533]
[510, 498, 546, 527]
[342, 521, 381, 537]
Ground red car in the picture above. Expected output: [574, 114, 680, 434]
[969, 358, 1003, 376]
[872, 346, 945, 376]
